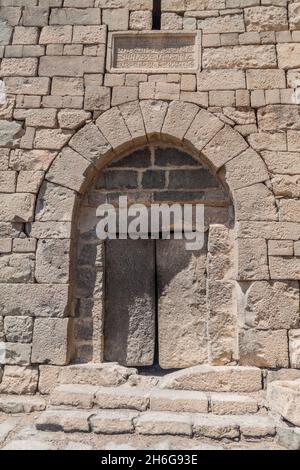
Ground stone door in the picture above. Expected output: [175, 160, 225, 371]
[104, 238, 207, 369]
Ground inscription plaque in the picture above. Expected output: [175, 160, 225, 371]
[107, 32, 201, 73]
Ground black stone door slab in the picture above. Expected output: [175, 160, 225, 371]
[104, 239, 156, 367]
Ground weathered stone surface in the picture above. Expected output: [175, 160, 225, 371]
[58, 363, 135, 387]
[119, 101, 146, 143]
[39, 56, 105, 77]
[36, 410, 92, 432]
[267, 380, 300, 427]
[38, 365, 62, 394]
[0, 395, 45, 413]
[277, 44, 300, 69]
[0, 253, 35, 283]
[234, 183, 277, 222]
[0, 419, 18, 445]
[198, 70, 245, 91]
[224, 148, 268, 190]
[104, 239, 155, 367]
[35, 239, 70, 284]
[193, 414, 240, 440]
[157, 239, 208, 369]
[199, 14, 245, 34]
[140, 100, 168, 137]
[50, 384, 98, 409]
[277, 421, 300, 451]
[258, 105, 300, 131]
[95, 386, 150, 412]
[244, 6, 288, 32]
[202, 125, 248, 169]
[269, 256, 300, 280]
[0, 58, 37, 77]
[91, 410, 138, 434]
[0, 366, 38, 395]
[185, 108, 224, 153]
[262, 151, 300, 175]
[289, 330, 300, 369]
[160, 365, 262, 392]
[31, 318, 73, 365]
[0, 342, 31, 366]
[0, 284, 68, 318]
[244, 282, 300, 330]
[150, 389, 208, 413]
[239, 329, 289, 368]
[162, 101, 198, 141]
[135, 411, 192, 436]
[46, 147, 90, 193]
[0, 20, 12, 46]
[58, 110, 90, 130]
[237, 238, 269, 281]
[4, 316, 33, 343]
[203, 46, 277, 69]
[0, 120, 22, 147]
[69, 122, 112, 165]
[210, 393, 258, 415]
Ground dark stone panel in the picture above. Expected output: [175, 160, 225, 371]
[110, 147, 151, 168]
[104, 239, 156, 367]
[168, 169, 220, 190]
[142, 170, 166, 189]
[154, 147, 200, 167]
[96, 170, 139, 190]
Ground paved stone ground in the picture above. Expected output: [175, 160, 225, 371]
[0, 412, 284, 451]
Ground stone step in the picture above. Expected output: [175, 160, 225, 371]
[58, 363, 136, 387]
[50, 384, 260, 415]
[160, 365, 263, 392]
[0, 395, 46, 414]
[36, 409, 276, 441]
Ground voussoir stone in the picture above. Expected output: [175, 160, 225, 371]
[162, 101, 199, 141]
[160, 365, 262, 392]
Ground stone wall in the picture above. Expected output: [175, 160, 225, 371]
[0, 0, 300, 393]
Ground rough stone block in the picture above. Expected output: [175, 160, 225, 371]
[0, 58, 37, 77]
[0, 342, 31, 366]
[35, 181, 76, 222]
[90, 410, 138, 434]
[50, 384, 97, 409]
[185, 108, 224, 153]
[46, 147, 90, 193]
[35, 239, 70, 284]
[31, 318, 73, 365]
[59, 363, 135, 387]
[50, 8, 101, 25]
[69, 122, 112, 165]
[95, 386, 150, 412]
[202, 45, 277, 69]
[36, 410, 92, 432]
[267, 380, 300, 427]
[244, 6, 288, 32]
[289, 330, 300, 369]
[0, 365, 38, 395]
[202, 125, 248, 169]
[39, 56, 105, 77]
[210, 393, 258, 415]
[0, 395, 45, 413]
[150, 389, 208, 413]
[239, 329, 289, 368]
[4, 316, 33, 343]
[136, 411, 192, 436]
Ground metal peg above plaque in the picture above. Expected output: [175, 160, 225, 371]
[107, 31, 201, 74]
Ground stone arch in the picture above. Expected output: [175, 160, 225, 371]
[33, 100, 276, 367]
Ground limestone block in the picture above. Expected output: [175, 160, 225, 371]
[95, 386, 150, 412]
[51, 77, 84, 96]
[119, 101, 146, 143]
[0, 395, 45, 414]
[289, 3, 300, 30]
[0, 20, 12, 46]
[96, 107, 131, 150]
[46, 147, 91, 193]
[0, 342, 31, 366]
[202, 125, 248, 170]
[0, 58, 37, 77]
[248, 132, 286, 152]
[237, 238, 269, 281]
[39, 56, 105, 77]
[244, 281, 300, 330]
[279, 200, 300, 223]
[69, 123, 112, 165]
[246, 70, 286, 90]
[262, 151, 300, 175]
[149, 389, 208, 413]
[111, 86, 138, 107]
[198, 14, 245, 34]
[269, 239, 294, 256]
[4, 316, 33, 343]
[267, 369, 300, 383]
[207, 281, 236, 365]
[35, 239, 70, 284]
[39, 25, 72, 44]
[10, 149, 56, 172]
[224, 148, 268, 190]
[130, 10, 152, 30]
[277, 44, 300, 69]
[157, 239, 208, 369]
[26, 109, 57, 129]
[155, 82, 180, 101]
[102, 8, 129, 31]
[0, 170, 16, 193]
[36, 410, 92, 432]
[0, 284, 69, 318]
[210, 393, 258, 415]
[258, 105, 300, 132]
[136, 412, 192, 436]
[269, 256, 300, 280]
[185, 108, 224, 153]
[244, 6, 288, 32]
[160, 365, 263, 393]
[272, 175, 300, 198]
[234, 183, 277, 222]
[90, 410, 138, 434]
[5, 77, 50, 96]
[267, 380, 300, 427]
[202, 45, 277, 69]
[35, 181, 76, 222]
[197, 69, 245, 91]
[38, 365, 62, 394]
[58, 110, 90, 130]
[193, 414, 239, 440]
[0, 120, 22, 147]
[161, 13, 183, 30]
[289, 330, 300, 369]
[23, 7, 49, 27]
[34, 129, 73, 151]
[50, 384, 97, 409]
[277, 422, 300, 451]
[0, 366, 38, 395]
[140, 100, 168, 138]
[32, 318, 73, 365]
[58, 363, 135, 387]
[50, 8, 101, 25]
[239, 329, 289, 368]
[236, 221, 300, 241]
[73, 25, 106, 44]
[0, 253, 35, 283]
[162, 100, 198, 141]
[84, 86, 111, 112]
